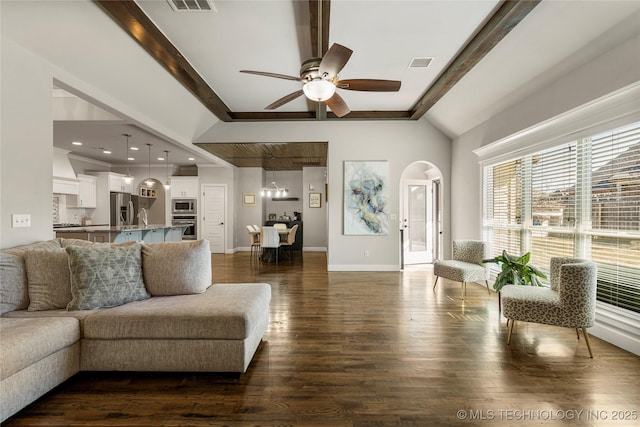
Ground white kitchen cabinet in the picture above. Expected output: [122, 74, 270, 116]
[170, 177, 199, 198]
[53, 178, 79, 195]
[108, 173, 132, 193]
[68, 174, 97, 208]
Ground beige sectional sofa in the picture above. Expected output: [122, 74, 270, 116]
[0, 238, 271, 423]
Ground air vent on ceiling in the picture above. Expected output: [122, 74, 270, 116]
[408, 57, 433, 68]
[167, 0, 216, 12]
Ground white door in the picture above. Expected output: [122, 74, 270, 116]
[404, 183, 432, 265]
[202, 185, 226, 253]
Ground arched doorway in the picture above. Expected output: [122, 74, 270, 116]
[400, 161, 443, 268]
[136, 178, 167, 225]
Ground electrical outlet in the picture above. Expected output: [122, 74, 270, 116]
[364, 250, 370, 257]
[12, 214, 31, 228]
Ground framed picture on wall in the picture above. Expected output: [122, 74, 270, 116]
[309, 192, 321, 208]
[243, 193, 256, 207]
[343, 160, 389, 235]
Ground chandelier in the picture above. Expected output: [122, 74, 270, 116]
[260, 181, 288, 197]
[260, 171, 287, 197]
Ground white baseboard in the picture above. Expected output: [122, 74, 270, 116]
[328, 264, 400, 271]
[590, 302, 640, 356]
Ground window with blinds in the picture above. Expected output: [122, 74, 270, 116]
[588, 123, 640, 313]
[484, 159, 523, 259]
[483, 121, 640, 314]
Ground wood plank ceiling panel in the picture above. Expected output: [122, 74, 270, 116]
[195, 142, 328, 170]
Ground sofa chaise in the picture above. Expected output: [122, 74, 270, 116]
[0, 238, 271, 422]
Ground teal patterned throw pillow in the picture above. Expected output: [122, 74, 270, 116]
[66, 243, 150, 310]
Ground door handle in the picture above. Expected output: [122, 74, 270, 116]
[219, 222, 224, 225]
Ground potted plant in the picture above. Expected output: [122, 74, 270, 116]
[482, 250, 547, 292]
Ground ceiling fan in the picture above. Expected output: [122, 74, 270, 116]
[240, 43, 401, 118]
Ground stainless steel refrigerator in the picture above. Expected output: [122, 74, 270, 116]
[110, 192, 139, 227]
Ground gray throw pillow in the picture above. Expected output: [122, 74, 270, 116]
[66, 243, 150, 310]
[24, 249, 72, 311]
[142, 239, 212, 296]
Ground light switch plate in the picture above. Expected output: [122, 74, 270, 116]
[12, 214, 31, 228]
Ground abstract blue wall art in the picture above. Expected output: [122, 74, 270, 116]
[343, 161, 389, 235]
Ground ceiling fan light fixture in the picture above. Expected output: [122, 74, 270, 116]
[303, 79, 335, 102]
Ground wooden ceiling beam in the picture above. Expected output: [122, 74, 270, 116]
[94, 0, 233, 122]
[410, 0, 541, 119]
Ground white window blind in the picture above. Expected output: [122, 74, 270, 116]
[529, 143, 577, 274]
[484, 159, 523, 259]
[483, 121, 640, 314]
[589, 123, 640, 313]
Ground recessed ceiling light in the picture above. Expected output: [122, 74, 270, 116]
[130, 147, 139, 151]
[72, 141, 83, 146]
[188, 157, 195, 161]
[103, 150, 111, 154]
[157, 157, 165, 161]
[128, 157, 135, 161]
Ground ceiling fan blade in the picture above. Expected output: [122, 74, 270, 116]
[318, 43, 353, 79]
[336, 79, 401, 92]
[324, 93, 350, 118]
[265, 90, 305, 110]
[240, 70, 303, 82]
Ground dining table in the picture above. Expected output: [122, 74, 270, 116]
[250, 227, 292, 262]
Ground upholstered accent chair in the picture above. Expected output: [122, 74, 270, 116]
[501, 257, 597, 358]
[433, 240, 491, 299]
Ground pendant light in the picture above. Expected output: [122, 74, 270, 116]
[260, 170, 287, 197]
[163, 150, 171, 190]
[145, 143, 154, 187]
[122, 133, 134, 184]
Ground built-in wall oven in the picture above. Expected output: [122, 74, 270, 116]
[171, 199, 197, 240]
[172, 215, 197, 240]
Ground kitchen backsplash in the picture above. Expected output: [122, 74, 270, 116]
[53, 194, 94, 224]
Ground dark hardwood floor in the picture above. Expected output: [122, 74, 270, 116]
[5, 252, 640, 426]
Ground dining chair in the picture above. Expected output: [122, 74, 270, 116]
[280, 224, 298, 260]
[246, 225, 260, 259]
[261, 226, 282, 264]
[273, 223, 287, 230]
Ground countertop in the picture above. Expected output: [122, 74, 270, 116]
[54, 224, 189, 233]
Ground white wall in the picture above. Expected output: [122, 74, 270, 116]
[236, 167, 264, 249]
[0, 0, 219, 248]
[1, 39, 55, 247]
[195, 118, 451, 270]
[302, 167, 327, 250]
[451, 30, 640, 242]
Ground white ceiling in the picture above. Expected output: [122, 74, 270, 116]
[38, 0, 640, 167]
[136, 0, 501, 113]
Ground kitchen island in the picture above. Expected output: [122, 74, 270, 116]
[54, 224, 189, 243]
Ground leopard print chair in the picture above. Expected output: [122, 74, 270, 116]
[501, 257, 597, 358]
[433, 240, 491, 299]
